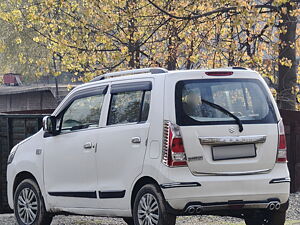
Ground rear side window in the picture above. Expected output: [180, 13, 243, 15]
[108, 90, 150, 125]
[175, 79, 276, 126]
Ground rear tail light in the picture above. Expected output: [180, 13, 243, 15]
[205, 71, 233, 76]
[162, 121, 187, 167]
[276, 120, 287, 163]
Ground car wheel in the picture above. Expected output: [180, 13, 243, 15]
[267, 211, 286, 225]
[132, 184, 176, 225]
[123, 217, 134, 225]
[245, 211, 286, 225]
[244, 214, 268, 225]
[245, 203, 288, 225]
[267, 201, 288, 225]
[14, 179, 53, 225]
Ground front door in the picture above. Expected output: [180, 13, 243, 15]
[44, 89, 106, 208]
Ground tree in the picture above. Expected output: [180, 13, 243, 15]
[0, 5, 50, 82]
[277, 1, 298, 110]
[0, 0, 299, 109]
[147, 0, 300, 110]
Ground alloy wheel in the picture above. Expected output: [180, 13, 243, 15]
[138, 193, 159, 225]
[17, 187, 38, 225]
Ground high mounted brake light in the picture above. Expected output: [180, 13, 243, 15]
[276, 120, 287, 163]
[205, 72, 233, 76]
[162, 121, 187, 167]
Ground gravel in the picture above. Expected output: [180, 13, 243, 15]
[1, 192, 299, 225]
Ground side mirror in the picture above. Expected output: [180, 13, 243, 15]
[42, 116, 56, 134]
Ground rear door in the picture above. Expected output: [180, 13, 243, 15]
[174, 77, 278, 175]
[96, 80, 152, 209]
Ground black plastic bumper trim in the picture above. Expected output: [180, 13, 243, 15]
[48, 191, 97, 199]
[166, 198, 284, 216]
[98, 190, 126, 199]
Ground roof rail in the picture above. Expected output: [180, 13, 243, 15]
[231, 67, 248, 70]
[90, 67, 168, 82]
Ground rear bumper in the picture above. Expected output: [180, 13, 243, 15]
[165, 199, 288, 216]
[160, 163, 290, 213]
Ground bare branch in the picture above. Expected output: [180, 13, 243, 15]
[148, 0, 236, 20]
[148, 0, 280, 20]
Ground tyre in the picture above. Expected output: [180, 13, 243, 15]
[123, 217, 134, 225]
[244, 213, 268, 225]
[245, 211, 286, 225]
[14, 179, 53, 225]
[132, 184, 176, 225]
[244, 202, 288, 225]
[267, 211, 286, 225]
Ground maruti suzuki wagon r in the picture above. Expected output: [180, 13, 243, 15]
[7, 67, 290, 225]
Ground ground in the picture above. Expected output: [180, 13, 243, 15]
[0, 193, 299, 225]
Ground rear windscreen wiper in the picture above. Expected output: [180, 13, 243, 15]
[201, 99, 244, 132]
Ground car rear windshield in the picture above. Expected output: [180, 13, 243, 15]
[175, 79, 277, 126]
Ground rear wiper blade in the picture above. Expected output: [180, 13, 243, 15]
[201, 99, 244, 132]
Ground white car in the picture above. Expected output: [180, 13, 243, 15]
[7, 67, 290, 225]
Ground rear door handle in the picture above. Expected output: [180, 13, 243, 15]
[83, 142, 93, 149]
[131, 137, 141, 144]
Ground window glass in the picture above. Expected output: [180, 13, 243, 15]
[176, 79, 276, 125]
[108, 90, 150, 125]
[61, 94, 104, 131]
[141, 91, 151, 122]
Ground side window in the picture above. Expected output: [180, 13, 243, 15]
[61, 94, 104, 131]
[141, 91, 151, 122]
[108, 90, 150, 125]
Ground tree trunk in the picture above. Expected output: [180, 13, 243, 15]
[167, 25, 179, 70]
[135, 43, 140, 69]
[186, 40, 194, 69]
[167, 38, 177, 70]
[128, 40, 135, 68]
[228, 18, 235, 67]
[277, 2, 297, 110]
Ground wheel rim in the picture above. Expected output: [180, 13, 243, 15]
[17, 188, 38, 225]
[138, 193, 159, 225]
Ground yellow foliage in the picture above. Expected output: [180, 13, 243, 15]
[15, 38, 22, 44]
[53, 71, 61, 77]
[279, 57, 293, 68]
[273, 0, 290, 6]
[0, 40, 6, 53]
[0, 0, 297, 102]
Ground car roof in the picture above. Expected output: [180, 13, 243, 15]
[73, 67, 258, 92]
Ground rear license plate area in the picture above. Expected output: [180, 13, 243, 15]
[212, 144, 256, 161]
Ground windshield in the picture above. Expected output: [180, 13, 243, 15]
[175, 79, 277, 126]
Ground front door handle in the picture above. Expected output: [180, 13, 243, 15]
[83, 142, 93, 149]
[131, 137, 141, 144]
